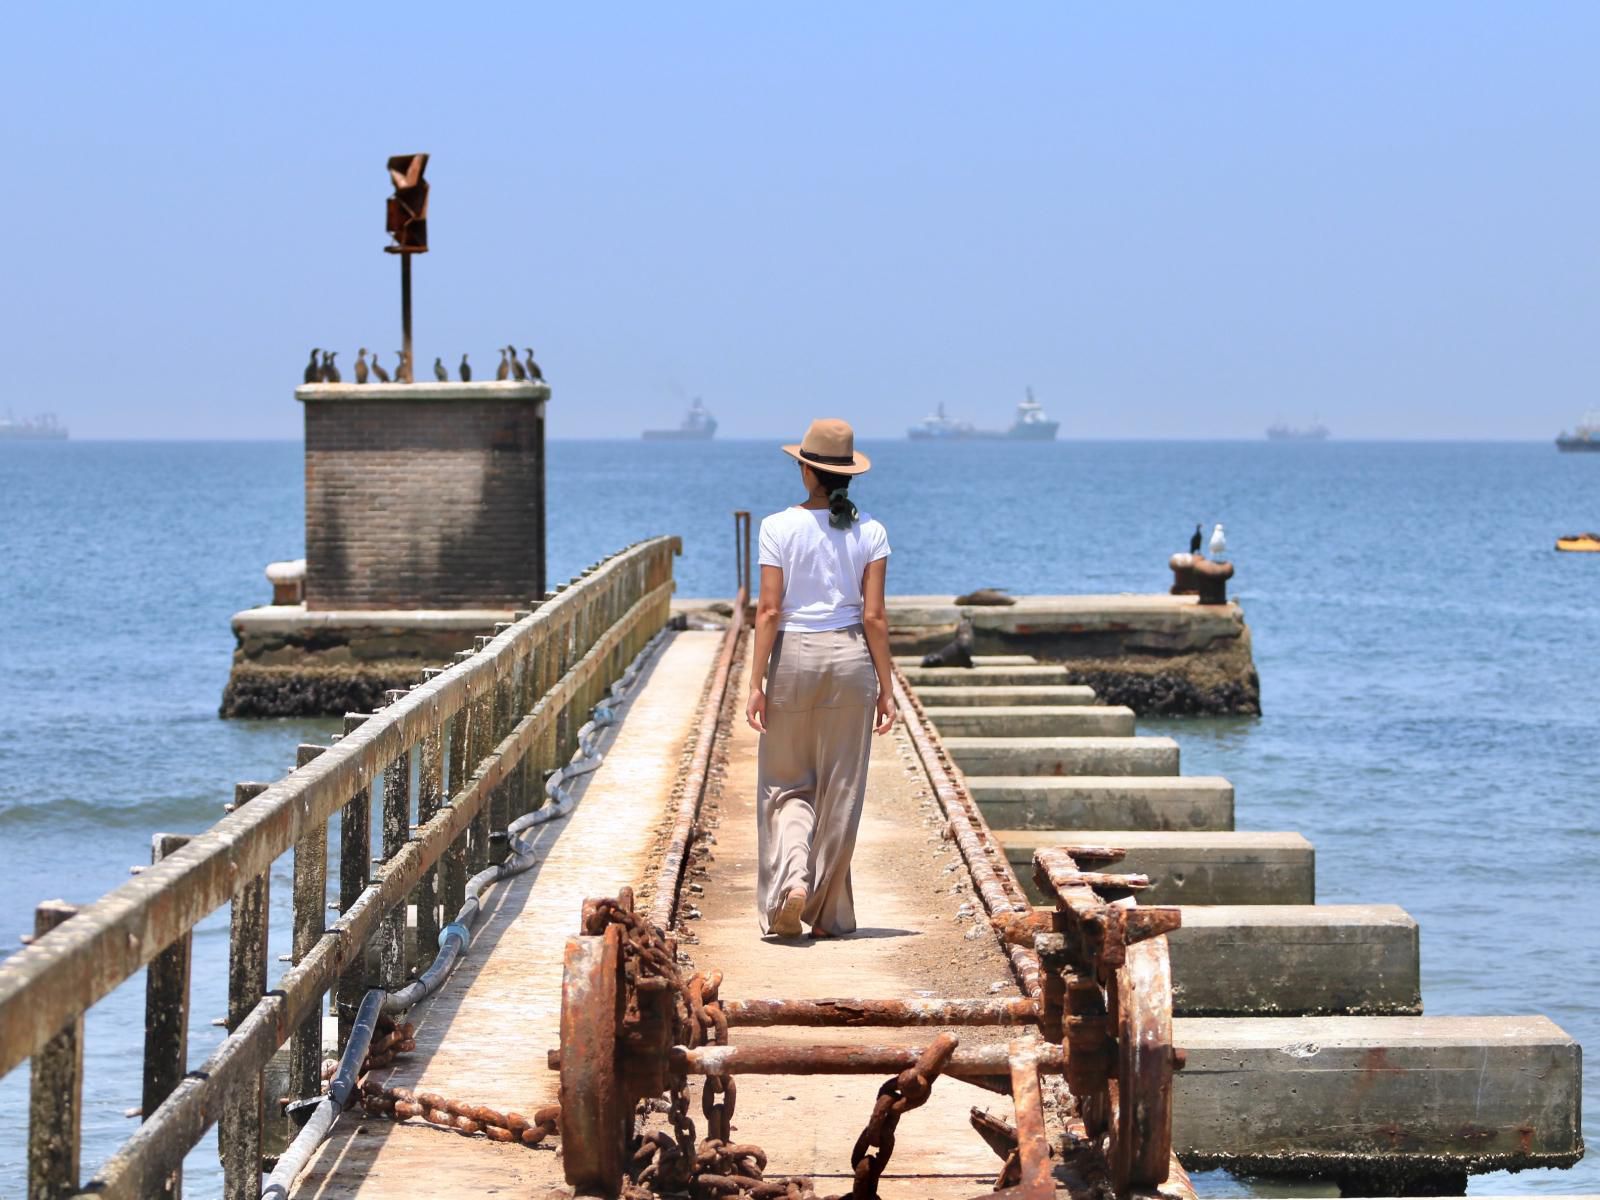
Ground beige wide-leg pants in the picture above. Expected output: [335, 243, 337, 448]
[756, 626, 877, 936]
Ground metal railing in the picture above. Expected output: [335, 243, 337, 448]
[0, 536, 679, 1200]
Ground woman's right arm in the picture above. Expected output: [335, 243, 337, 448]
[746, 563, 785, 732]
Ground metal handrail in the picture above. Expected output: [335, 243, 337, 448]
[2, 534, 680, 1199]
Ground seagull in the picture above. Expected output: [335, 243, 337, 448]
[496, 348, 510, 381]
[370, 354, 391, 383]
[303, 349, 321, 384]
[433, 356, 448, 382]
[321, 350, 340, 383]
[459, 354, 472, 382]
[523, 348, 544, 382]
[1189, 524, 1203, 554]
[1209, 523, 1227, 560]
[507, 345, 528, 382]
[354, 348, 370, 384]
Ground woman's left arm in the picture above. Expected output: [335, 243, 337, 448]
[860, 557, 897, 733]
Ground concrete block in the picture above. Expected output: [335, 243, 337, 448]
[970, 775, 1234, 832]
[999, 830, 1314, 904]
[910, 684, 1098, 707]
[945, 736, 1178, 778]
[902, 665, 1077, 688]
[1166, 905, 1419, 1016]
[923, 705, 1136, 738]
[1172, 1015, 1584, 1181]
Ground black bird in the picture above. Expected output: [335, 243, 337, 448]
[459, 354, 472, 382]
[321, 350, 341, 383]
[354, 348, 370, 384]
[304, 349, 321, 384]
[433, 356, 448, 382]
[507, 344, 528, 382]
[523, 348, 544, 382]
[496, 348, 510, 381]
[370, 354, 391, 383]
[1189, 524, 1203, 554]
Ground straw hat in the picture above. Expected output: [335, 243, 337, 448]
[782, 418, 871, 476]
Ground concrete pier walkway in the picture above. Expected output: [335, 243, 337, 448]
[292, 631, 722, 1198]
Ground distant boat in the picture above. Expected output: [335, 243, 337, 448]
[908, 390, 1060, 441]
[0, 411, 68, 441]
[1266, 420, 1330, 441]
[1556, 533, 1600, 552]
[643, 397, 717, 441]
[1556, 411, 1600, 452]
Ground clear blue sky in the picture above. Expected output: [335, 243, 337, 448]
[2, 4, 1596, 439]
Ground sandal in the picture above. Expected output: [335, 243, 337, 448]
[772, 888, 806, 937]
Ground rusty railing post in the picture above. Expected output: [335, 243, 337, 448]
[441, 707, 468, 920]
[336, 715, 372, 1049]
[220, 783, 270, 1200]
[415, 682, 445, 962]
[142, 833, 194, 1199]
[27, 900, 81, 1200]
[290, 743, 329, 1105]
[380, 712, 413, 991]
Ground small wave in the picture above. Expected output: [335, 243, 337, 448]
[0, 792, 230, 834]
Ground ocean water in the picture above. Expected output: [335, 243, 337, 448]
[0, 438, 1595, 1196]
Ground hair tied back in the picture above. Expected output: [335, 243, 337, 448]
[827, 486, 859, 530]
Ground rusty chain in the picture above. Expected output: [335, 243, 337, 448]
[358, 1079, 560, 1145]
[844, 1033, 959, 1200]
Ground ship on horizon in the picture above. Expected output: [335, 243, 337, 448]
[0, 411, 68, 441]
[907, 389, 1060, 441]
[1556, 410, 1600, 452]
[1266, 418, 1330, 441]
[643, 397, 717, 441]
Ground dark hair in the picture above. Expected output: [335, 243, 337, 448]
[810, 466, 859, 530]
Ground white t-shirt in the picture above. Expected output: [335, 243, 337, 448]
[758, 506, 892, 632]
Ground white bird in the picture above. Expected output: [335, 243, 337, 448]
[1209, 523, 1228, 560]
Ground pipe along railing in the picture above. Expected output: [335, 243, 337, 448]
[0, 536, 679, 1200]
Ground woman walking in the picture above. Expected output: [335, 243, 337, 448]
[747, 418, 897, 938]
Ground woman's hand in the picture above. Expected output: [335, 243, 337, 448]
[747, 686, 768, 733]
[874, 689, 897, 734]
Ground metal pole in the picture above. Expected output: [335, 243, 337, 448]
[400, 254, 413, 382]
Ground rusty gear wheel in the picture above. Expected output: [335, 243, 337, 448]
[559, 923, 630, 1197]
[1106, 934, 1175, 1190]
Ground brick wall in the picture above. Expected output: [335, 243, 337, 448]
[300, 383, 547, 609]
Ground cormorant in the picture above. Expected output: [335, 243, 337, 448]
[354, 348, 370, 385]
[1189, 524, 1202, 554]
[1209, 523, 1227, 560]
[459, 354, 472, 382]
[496, 348, 510, 381]
[523, 348, 544, 382]
[304, 349, 321, 385]
[370, 354, 391, 383]
[321, 350, 341, 384]
[433, 356, 448, 382]
[507, 345, 528, 382]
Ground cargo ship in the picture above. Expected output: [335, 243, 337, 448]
[1556, 411, 1600, 452]
[643, 398, 717, 441]
[1266, 419, 1330, 441]
[0, 412, 68, 440]
[907, 390, 1060, 441]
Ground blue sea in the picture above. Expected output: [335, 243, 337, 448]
[0, 438, 1595, 1196]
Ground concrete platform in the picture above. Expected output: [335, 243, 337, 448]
[1001, 830, 1314, 905]
[922, 705, 1136, 738]
[969, 775, 1234, 832]
[1166, 905, 1420, 1016]
[893, 654, 1038, 667]
[945, 735, 1179, 777]
[1172, 1015, 1584, 1184]
[902, 664, 1078, 688]
[911, 684, 1098, 707]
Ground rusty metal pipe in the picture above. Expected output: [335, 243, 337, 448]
[670, 1042, 1064, 1079]
[720, 996, 1038, 1028]
[1007, 1043, 1055, 1200]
